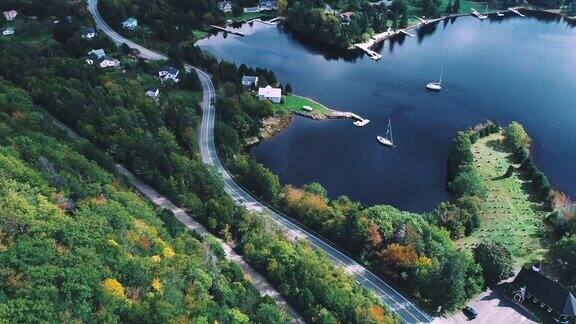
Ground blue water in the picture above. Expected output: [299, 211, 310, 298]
[198, 13, 576, 212]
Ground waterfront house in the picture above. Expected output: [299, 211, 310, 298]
[146, 86, 160, 99]
[3, 10, 18, 21]
[243, 6, 260, 13]
[2, 28, 15, 36]
[511, 267, 576, 323]
[80, 27, 95, 39]
[218, 1, 233, 13]
[88, 49, 106, 60]
[258, 85, 281, 103]
[122, 17, 138, 30]
[158, 67, 180, 83]
[242, 75, 259, 88]
[258, 0, 277, 10]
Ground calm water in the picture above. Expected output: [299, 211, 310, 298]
[198, 13, 576, 212]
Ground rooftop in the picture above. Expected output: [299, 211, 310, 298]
[258, 85, 281, 98]
[513, 267, 576, 316]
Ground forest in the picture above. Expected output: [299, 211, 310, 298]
[0, 15, 394, 323]
[0, 81, 290, 322]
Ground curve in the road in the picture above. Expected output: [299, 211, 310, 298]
[88, 1, 432, 322]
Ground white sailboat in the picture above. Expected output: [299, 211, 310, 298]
[426, 66, 443, 91]
[377, 118, 394, 147]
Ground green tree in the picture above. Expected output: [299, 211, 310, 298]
[505, 121, 531, 150]
[473, 242, 514, 286]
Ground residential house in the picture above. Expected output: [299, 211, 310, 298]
[511, 267, 576, 323]
[122, 17, 138, 30]
[218, 1, 233, 13]
[258, 0, 277, 10]
[98, 56, 120, 68]
[340, 12, 355, 24]
[2, 28, 14, 36]
[128, 48, 141, 59]
[80, 27, 96, 39]
[158, 67, 180, 83]
[3, 10, 18, 21]
[258, 85, 282, 103]
[324, 4, 337, 15]
[241, 75, 258, 88]
[146, 86, 160, 99]
[88, 49, 106, 60]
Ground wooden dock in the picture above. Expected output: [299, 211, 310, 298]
[211, 25, 246, 36]
[509, 8, 526, 17]
[354, 44, 382, 60]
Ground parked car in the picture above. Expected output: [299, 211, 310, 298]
[462, 306, 478, 320]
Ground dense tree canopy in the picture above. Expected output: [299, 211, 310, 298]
[473, 242, 514, 286]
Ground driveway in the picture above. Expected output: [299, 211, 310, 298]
[432, 288, 540, 324]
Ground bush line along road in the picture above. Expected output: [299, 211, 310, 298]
[88, 0, 431, 322]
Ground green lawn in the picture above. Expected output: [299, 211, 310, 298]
[274, 94, 332, 118]
[226, 10, 277, 23]
[192, 29, 209, 40]
[455, 133, 549, 266]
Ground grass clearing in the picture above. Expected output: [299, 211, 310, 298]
[274, 94, 332, 117]
[192, 29, 209, 40]
[456, 132, 549, 266]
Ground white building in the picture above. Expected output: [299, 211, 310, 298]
[146, 86, 160, 99]
[158, 67, 180, 83]
[2, 28, 14, 36]
[241, 75, 258, 87]
[122, 17, 138, 30]
[81, 27, 96, 39]
[258, 85, 282, 103]
[218, 1, 233, 13]
[98, 56, 120, 68]
[3, 10, 18, 21]
[88, 49, 106, 60]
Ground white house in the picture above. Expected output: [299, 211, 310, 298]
[146, 86, 160, 99]
[218, 1, 233, 13]
[80, 27, 95, 39]
[241, 75, 258, 87]
[122, 17, 138, 30]
[258, 0, 277, 10]
[258, 85, 282, 103]
[158, 67, 180, 83]
[3, 10, 18, 21]
[88, 49, 106, 60]
[98, 56, 120, 68]
[2, 28, 14, 36]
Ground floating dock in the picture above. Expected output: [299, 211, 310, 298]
[210, 25, 246, 36]
[471, 9, 488, 20]
[509, 8, 526, 17]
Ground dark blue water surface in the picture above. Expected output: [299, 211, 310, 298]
[198, 13, 576, 212]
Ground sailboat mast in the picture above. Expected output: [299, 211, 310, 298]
[439, 67, 444, 84]
[389, 118, 393, 144]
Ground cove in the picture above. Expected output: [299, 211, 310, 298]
[197, 12, 576, 212]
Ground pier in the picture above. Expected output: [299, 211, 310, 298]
[210, 25, 246, 36]
[354, 44, 382, 60]
[399, 29, 414, 37]
[509, 7, 526, 17]
[415, 16, 429, 24]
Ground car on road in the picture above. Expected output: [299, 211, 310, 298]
[462, 306, 478, 320]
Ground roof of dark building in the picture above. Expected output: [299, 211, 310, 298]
[513, 267, 576, 316]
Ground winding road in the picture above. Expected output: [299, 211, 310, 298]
[87, 1, 432, 322]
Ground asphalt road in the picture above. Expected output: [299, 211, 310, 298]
[87, 1, 432, 322]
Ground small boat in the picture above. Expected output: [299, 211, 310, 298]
[426, 66, 443, 91]
[302, 105, 313, 112]
[496, 11, 504, 17]
[377, 118, 394, 147]
[353, 119, 370, 127]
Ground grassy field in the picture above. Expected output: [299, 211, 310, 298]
[274, 94, 332, 117]
[192, 29, 209, 40]
[455, 132, 549, 266]
[226, 10, 277, 23]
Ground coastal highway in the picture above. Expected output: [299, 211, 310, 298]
[88, 1, 432, 322]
